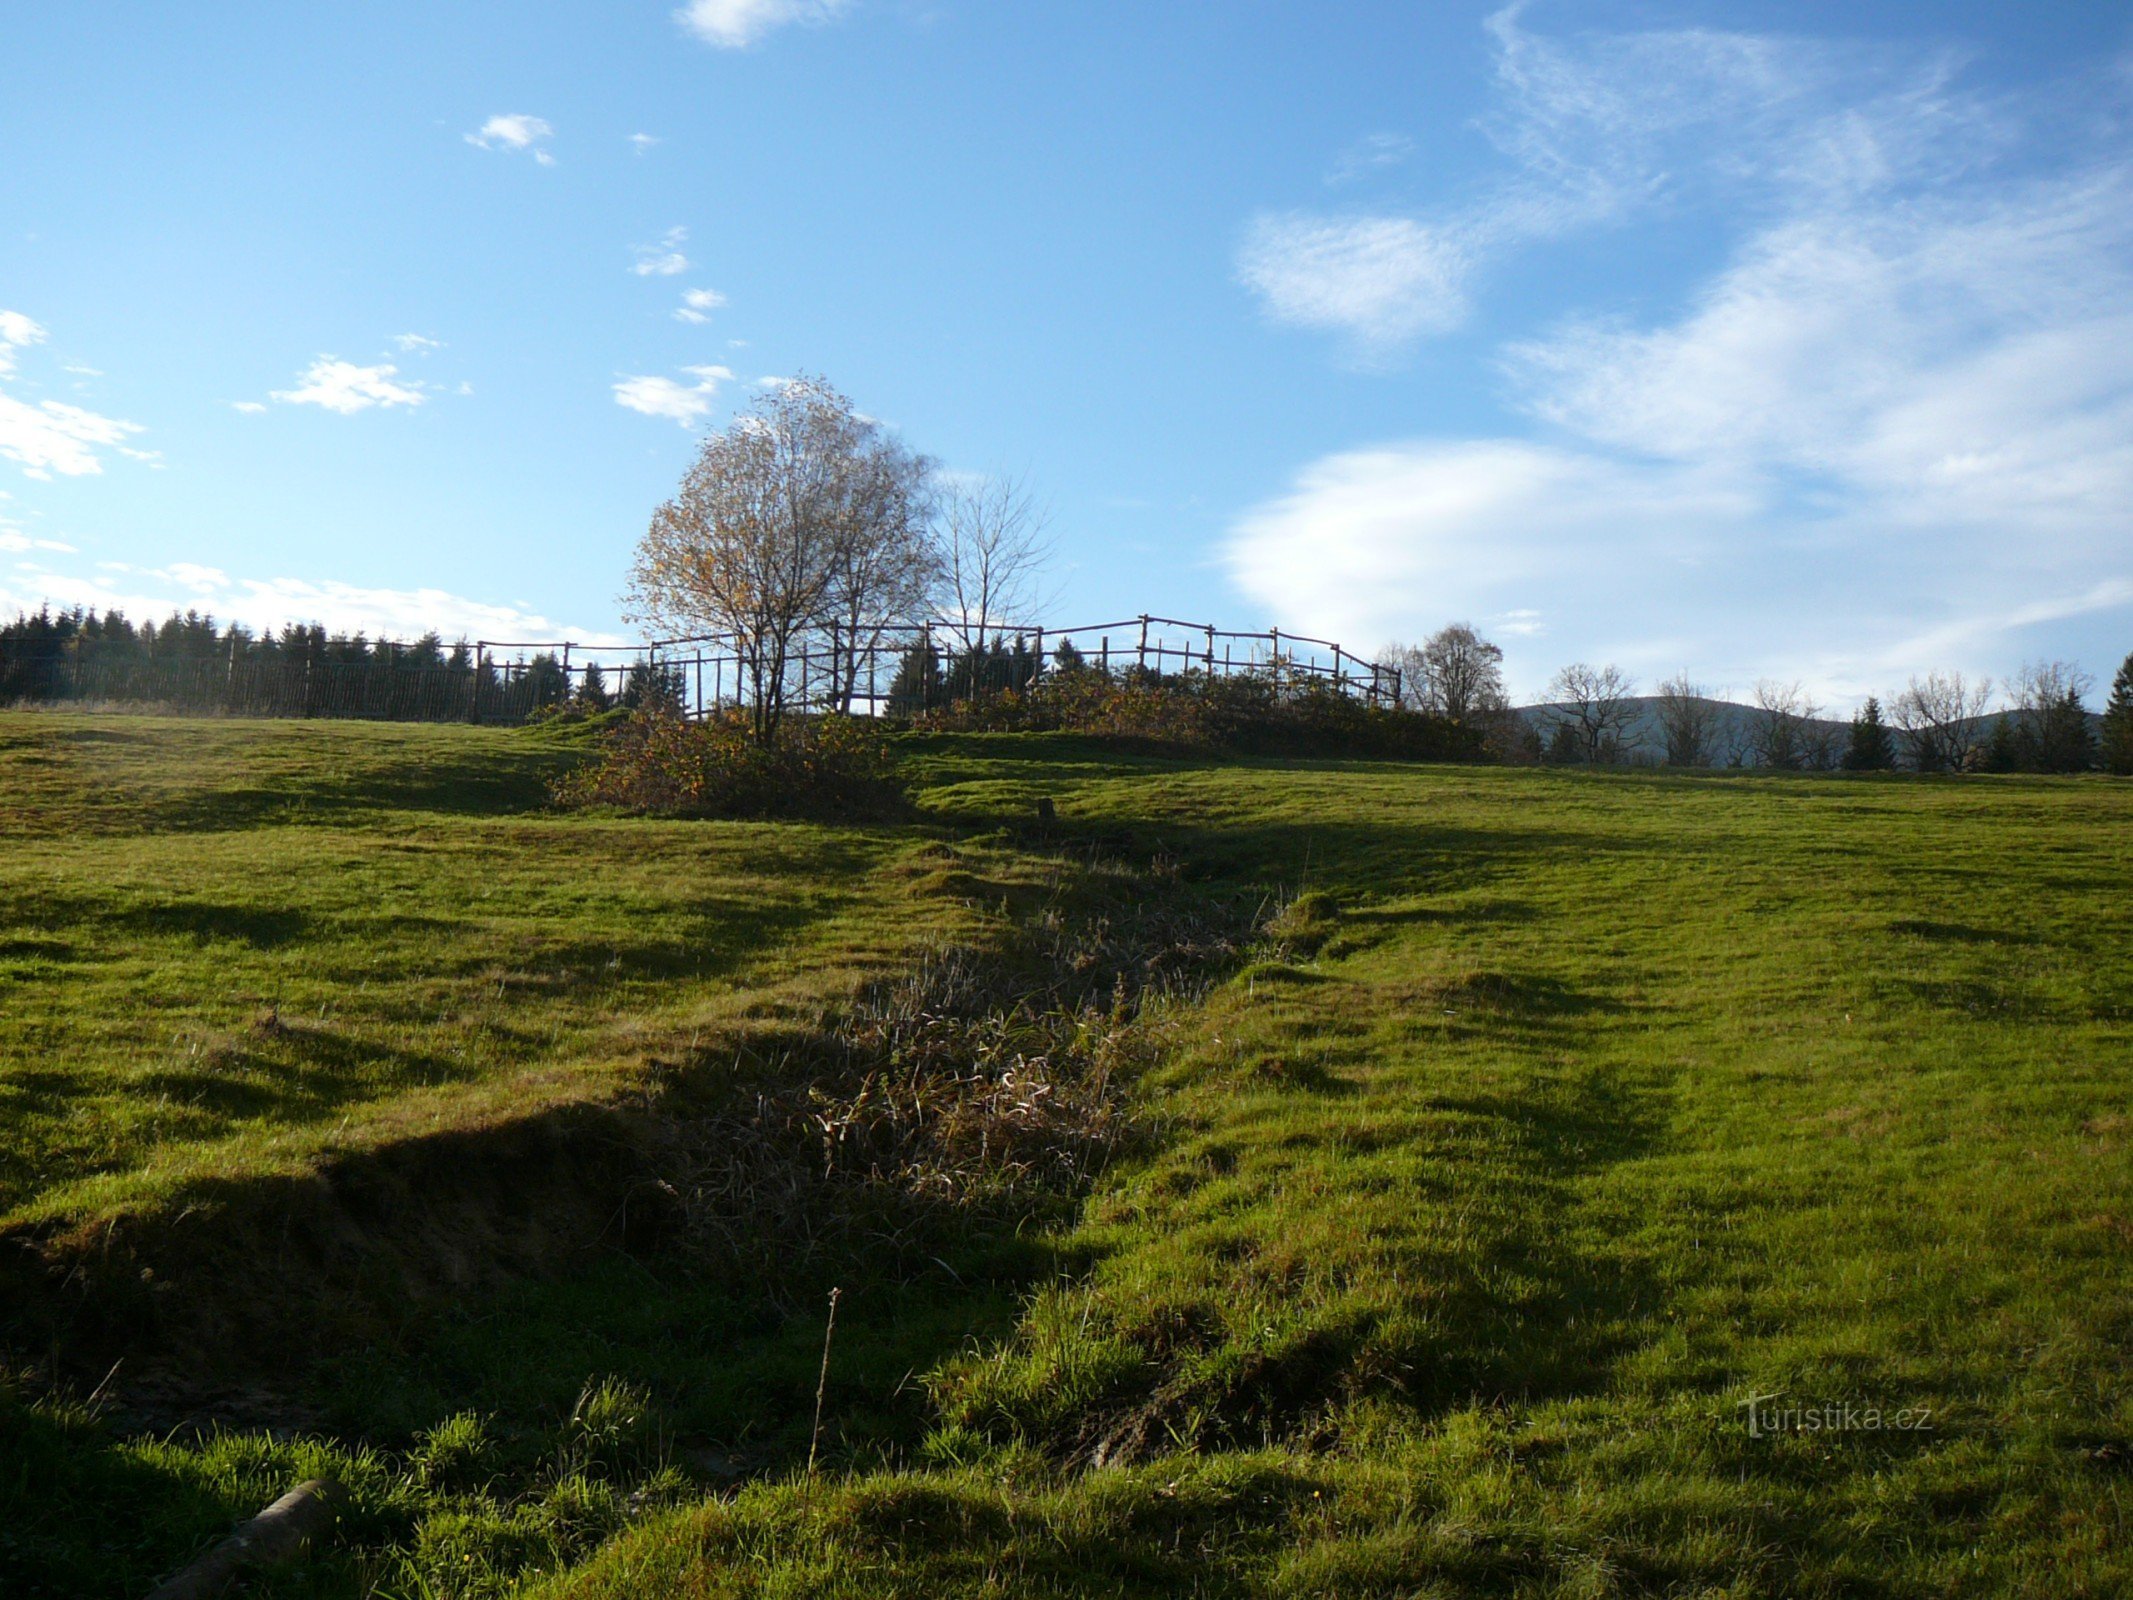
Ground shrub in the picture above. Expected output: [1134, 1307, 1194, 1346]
[911, 664, 1480, 761]
[553, 710, 907, 820]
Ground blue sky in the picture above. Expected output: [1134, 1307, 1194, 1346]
[3, 1, 2129, 702]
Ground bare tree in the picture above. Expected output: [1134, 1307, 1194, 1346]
[820, 438, 937, 711]
[1545, 662, 1639, 765]
[1389, 623, 1510, 723]
[1654, 674, 1720, 767]
[932, 473, 1054, 663]
[1889, 671, 1993, 772]
[1749, 679, 1828, 770]
[2005, 659, 2096, 773]
[625, 375, 928, 743]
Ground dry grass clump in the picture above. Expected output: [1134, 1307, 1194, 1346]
[650, 851, 1257, 1277]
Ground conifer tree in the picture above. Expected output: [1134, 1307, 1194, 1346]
[2034, 688, 2096, 772]
[1844, 696, 1896, 770]
[2102, 651, 2133, 776]
[1981, 714, 2020, 773]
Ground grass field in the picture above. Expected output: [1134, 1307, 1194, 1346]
[3, 712, 2129, 1597]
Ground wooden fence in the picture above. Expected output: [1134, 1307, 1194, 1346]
[638, 616, 1402, 721]
[0, 617, 1401, 724]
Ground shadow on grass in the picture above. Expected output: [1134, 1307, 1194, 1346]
[0, 873, 856, 1219]
[1885, 917, 2040, 946]
[0, 1393, 257, 1600]
[159, 751, 569, 831]
[114, 902, 309, 948]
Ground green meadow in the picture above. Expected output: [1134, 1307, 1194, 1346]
[3, 713, 2129, 1597]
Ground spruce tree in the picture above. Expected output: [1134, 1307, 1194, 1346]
[1844, 696, 1895, 770]
[2037, 688, 2097, 773]
[2102, 652, 2133, 776]
[1981, 714, 2020, 773]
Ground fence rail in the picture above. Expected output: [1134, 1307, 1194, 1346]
[0, 615, 1401, 725]
[642, 617, 1401, 721]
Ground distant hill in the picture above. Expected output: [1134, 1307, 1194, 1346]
[1515, 695, 2104, 767]
[1514, 695, 1846, 766]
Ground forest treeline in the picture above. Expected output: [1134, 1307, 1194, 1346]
[0, 606, 679, 723]
[5, 604, 2131, 776]
[1381, 624, 2133, 776]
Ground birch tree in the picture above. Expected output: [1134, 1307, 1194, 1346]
[625, 375, 932, 742]
[933, 473, 1054, 664]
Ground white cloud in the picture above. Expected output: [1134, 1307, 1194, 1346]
[633, 227, 691, 276]
[164, 561, 230, 592]
[392, 333, 443, 354]
[612, 365, 736, 425]
[1226, 16, 2133, 698]
[0, 559, 628, 645]
[1, 311, 142, 477]
[673, 286, 728, 323]
[0, 311, 45, 377]
[270, 358, 428, 414]
[677, 0, 852, 49]
[630, 133, 660, 154]
[1328, 132, 1416, 185]
[1506, 172, 2133, 539]
[231, 400, 268, 414]
[0, 528, 76, 555]
[1237, 6, 2008, 357]
[466, 113, 555, 163]
[1238, 215, 1475, 353]
[1495, 608, 1545, 637]
[1227, 440, 1754, 662]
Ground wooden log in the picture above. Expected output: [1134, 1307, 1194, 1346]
[144, 1479, 344, 1600]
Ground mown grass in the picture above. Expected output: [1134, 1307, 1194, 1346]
[3, 718, 2129, 1597]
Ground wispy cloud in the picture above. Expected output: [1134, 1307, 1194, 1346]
[673, 286, 728, 324]
[1237, 215, 1475, 355]
[466, 113, 556, 164]
[630, 133, 661, 155]
[676, 0, 852, 50]
[2, 558, 626, 644]
[269, 358, 428, 414]
[0, 311, 146, 479]
[0, 311, 44, 375]
[1226, 15, 2133, 697]
[613, 364, 736, 425]
[1328, 132, 1416, 186]
[392, 333, 443, 354]
[1237, 5, 2002, 359]
[0, 523, 77, 555]
[633, 227, 691, 277]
